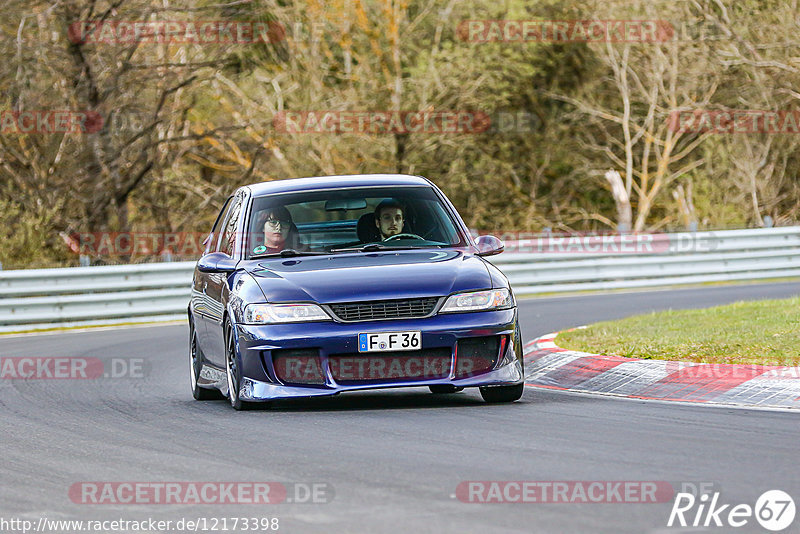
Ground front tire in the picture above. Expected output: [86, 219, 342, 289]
[189, 319, 224, 401]
[480, 383, 524, 403]
[225, 320, 260, 411]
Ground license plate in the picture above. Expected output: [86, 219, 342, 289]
[358, 331, 421, 353]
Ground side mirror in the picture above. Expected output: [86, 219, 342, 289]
[474, 235, 504, 257]
[197, 252, 237, 273]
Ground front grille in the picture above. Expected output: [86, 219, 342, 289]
[328, 297, 440, 322]
[329, 348, 452, 383]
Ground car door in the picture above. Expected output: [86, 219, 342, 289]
[204, 192, 245, 366]
[193, 196, 232, 361]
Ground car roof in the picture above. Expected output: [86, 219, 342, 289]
[245, 174, 433, 197]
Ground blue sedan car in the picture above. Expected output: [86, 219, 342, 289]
[189, 174, 524, 410]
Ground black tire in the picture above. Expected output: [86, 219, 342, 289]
[429, 385, 464, 394]
[479, 383, 524, 403]
[189, 318, 224, 401]
[225, 321, 261, 411]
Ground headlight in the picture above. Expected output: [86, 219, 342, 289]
[439, 289, 514, 313]
[243, 303, 331, 324]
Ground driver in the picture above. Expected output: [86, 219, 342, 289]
[258, 206, 300, 252]
[374, 199, 405, 240]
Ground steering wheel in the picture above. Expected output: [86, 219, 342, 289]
[385, 233, 425, 241]
[420, 227, 437, 240]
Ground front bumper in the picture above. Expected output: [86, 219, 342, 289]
[231, 308, 522, 401]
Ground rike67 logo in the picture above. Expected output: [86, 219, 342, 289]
[668, 489, 795, 531]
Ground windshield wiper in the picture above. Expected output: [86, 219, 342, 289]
[250, 249, 329, 259]
[330, 243, 419, 253]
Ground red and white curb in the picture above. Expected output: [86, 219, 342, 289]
[522, 332, 800, 409]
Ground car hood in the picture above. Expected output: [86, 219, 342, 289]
[246, 249, 492, 303]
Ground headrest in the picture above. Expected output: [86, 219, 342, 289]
[357, 213, 381, 243]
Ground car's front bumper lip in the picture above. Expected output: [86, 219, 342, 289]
[230, 308, 522, 401]
[238, 358, 523, 401]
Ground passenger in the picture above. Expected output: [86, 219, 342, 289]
[374, 199, 405, 240]
[259, 206, 300, 252]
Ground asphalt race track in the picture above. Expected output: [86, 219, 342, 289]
[2, 281, 799, 534]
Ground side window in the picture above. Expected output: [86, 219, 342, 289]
[205, 197, 232, 254]
[218, 197, 243, 257]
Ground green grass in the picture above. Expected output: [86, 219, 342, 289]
[556, 296, 800, 366]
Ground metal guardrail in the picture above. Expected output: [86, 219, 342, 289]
[0, 262, 195, 332]
[1, 227, 799, 332]
[489, 226, 800, 294]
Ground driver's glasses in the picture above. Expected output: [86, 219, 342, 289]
[265, 218, 290, 230]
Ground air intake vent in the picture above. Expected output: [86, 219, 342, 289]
[272, 349, 325, 385]
[455, 336, 500, 378]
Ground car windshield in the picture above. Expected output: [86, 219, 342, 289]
[244, 186, 466, 258]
